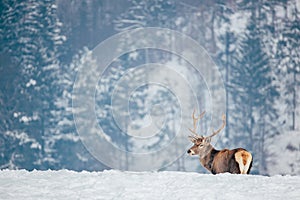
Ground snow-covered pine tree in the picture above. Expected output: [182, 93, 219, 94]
[0, 0, 45, 169]
[112, 0, 177, 170]
[95, 62, 127, 170]
[64, 48, 109, 171]
[209, 0, 239, 149]
[230, 12, 279, 174]
[114, 0, 176, 31]
[217, 28, 237, 147]
[36, 0, 67, 169]
[0, 0, 67, 169]
[264, 0, 300, 175]
[276, 2, 300, 131]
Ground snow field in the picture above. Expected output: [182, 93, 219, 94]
[0, 170, 300, 200]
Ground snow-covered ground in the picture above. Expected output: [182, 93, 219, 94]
[0, 170, 299, 200]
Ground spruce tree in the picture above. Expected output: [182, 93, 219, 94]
[230, 14, 279, 174]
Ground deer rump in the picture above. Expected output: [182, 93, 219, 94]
[205, 148, 253, 174]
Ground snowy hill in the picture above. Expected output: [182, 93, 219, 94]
[0, 170, 299, 200]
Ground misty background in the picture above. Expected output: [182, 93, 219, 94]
[0, 0, 300, 175]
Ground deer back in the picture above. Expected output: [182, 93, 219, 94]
[202, 148, 252, 174]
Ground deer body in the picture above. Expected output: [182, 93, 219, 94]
[187, 110, 253, 174]
[199, 147, 252, 174]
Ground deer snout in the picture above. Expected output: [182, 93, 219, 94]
[187, 149, 195, 155]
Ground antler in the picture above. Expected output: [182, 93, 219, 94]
[188, 109, 205, 143]
[207, 114, 226, 138]
[188, 109, 206, 135]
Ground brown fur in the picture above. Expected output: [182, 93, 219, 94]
[242, 152, 247, 165]
[192, 146, 253, 174]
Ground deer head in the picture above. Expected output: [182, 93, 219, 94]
[187, 109, 226, 156]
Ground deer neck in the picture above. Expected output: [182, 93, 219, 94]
[199, 144, 219, 172]
[199, 144, 214, 159]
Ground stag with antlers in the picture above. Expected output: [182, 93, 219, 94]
[187, 110, 253, 174]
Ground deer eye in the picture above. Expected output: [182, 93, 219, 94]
[199, 144, 204, 148]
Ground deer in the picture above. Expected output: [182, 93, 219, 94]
[187, 110, 253, 174]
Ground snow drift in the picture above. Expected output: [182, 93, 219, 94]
[0, 170, 300, 200]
